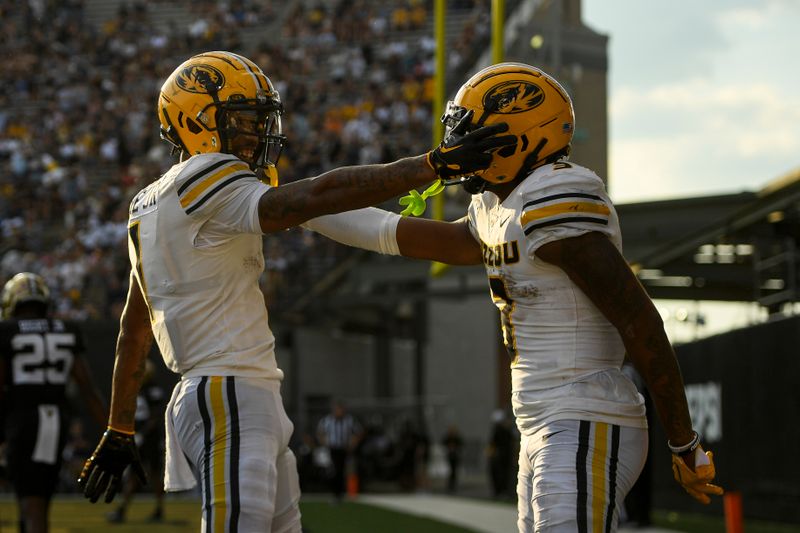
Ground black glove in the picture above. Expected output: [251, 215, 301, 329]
[78, 428, 147, 503]
[427, 110, 516, 178]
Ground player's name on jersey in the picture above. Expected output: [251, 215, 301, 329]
[18, 318, 64, 333]
[481, 240, 520, 267]
[130, 185, 158, 215]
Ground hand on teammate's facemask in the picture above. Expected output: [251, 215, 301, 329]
[426, 110, 516, 178]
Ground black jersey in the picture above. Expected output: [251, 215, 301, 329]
[0, 318, 86, 410]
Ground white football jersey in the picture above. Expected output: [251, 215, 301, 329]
[467, 161, 646, 436]
[127, 152, 283, 380]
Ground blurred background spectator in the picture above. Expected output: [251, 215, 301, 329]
[316, 400, 363, 502]
[486, 408, 516, 499]
[442, 424, 463, 493]
[0, 0, 494, 323]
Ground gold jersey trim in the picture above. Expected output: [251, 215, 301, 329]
[521, 201, 610, 226]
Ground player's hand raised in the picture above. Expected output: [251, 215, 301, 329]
[78, 427, 147, 503]
[427, 110, 516, 178]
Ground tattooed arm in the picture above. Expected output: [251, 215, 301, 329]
[257, 119, 516, 233]
[108, 271, 154, 432]
[258, 155, 434, 234]
[535, 232, 696, 457]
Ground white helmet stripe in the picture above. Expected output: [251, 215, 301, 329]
[232, 52, 275, 93]
[218, 51, 265, 93]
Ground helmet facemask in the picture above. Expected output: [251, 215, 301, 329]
[218, 97, 286, 184]
[438, 101, 493, 194]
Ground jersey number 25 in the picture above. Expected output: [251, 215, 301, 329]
[11, 333, 75, 385]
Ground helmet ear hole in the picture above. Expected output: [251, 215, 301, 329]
[497, 144, 517, 158]
[186, 118, 202, 134]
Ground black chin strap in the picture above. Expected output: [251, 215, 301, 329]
[198, 73, 230, 152]
[513, 137, 549, 182]
[462, 176, 489, 194]
[439, 174, 486, 194]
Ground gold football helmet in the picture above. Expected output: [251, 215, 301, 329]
[441, 62, 574, 191]
[158, 51, 285, 185]
[1, 272, 50, 318]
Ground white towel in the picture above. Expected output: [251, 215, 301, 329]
[32, 404, 60, 464]
[163, 381, 197, 491]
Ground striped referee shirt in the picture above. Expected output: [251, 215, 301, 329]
[317, 414, 361, 450]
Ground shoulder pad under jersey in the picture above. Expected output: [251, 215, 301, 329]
[517, 162, 612, 237]
[174, 153, 258, 216]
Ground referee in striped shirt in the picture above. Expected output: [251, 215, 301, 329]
[316, 401, 362, 501]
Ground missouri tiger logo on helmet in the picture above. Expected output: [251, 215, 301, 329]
[1, 272, 50, 319]
[174, 64, 226, 94]
[158, 51, 285, 185]
[441, 62, 574, 193]
[483, 80, 545, 114]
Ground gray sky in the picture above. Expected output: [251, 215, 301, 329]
[583, 0, 800, 204]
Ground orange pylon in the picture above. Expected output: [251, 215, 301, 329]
[346, 472, 359, 497]
[724, 491, 744, 533]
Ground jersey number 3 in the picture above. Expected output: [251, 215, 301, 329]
[12, 333, 75, 385]
[488, 277, 518, 365]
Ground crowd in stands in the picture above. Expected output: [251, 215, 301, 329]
[0, 0, 489, 321]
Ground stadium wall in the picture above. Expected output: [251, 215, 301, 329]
[274, 286, 502, 470]
[649, 314, 800, 522]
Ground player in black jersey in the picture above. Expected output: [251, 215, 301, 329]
[0, 272, 107, 533]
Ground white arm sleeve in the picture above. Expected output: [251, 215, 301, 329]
[302, 208, 401, 255]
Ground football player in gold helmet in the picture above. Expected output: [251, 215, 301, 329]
[439, 62, 575, 194]
[156, 51, 286, 186]
[304, 62, 722, 532]
[78, 50, 516, 532]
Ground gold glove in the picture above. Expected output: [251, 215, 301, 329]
[671, 446, 724, 504]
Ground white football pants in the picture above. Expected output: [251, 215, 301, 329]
[168, 376, 301, 533]
[517, 419, 647, 533]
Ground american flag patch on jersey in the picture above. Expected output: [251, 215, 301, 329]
[177, 158, 254, 215]
[520, 192, 610, 235]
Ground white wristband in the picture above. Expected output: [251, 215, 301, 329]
[302, 208, 401, 255]
[668, 431, 700, 455]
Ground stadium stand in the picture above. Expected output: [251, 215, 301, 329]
[0, 0, 494, 321]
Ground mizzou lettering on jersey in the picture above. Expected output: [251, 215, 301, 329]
[481, 240, 520, 267]
[467, 161, 645, 438]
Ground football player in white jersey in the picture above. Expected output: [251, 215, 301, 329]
[77, 51, 515, 532]
[303, 63, 723, 531]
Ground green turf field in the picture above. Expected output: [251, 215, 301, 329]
[0, 496, 478, 533]
[1, 496, 799, 532]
